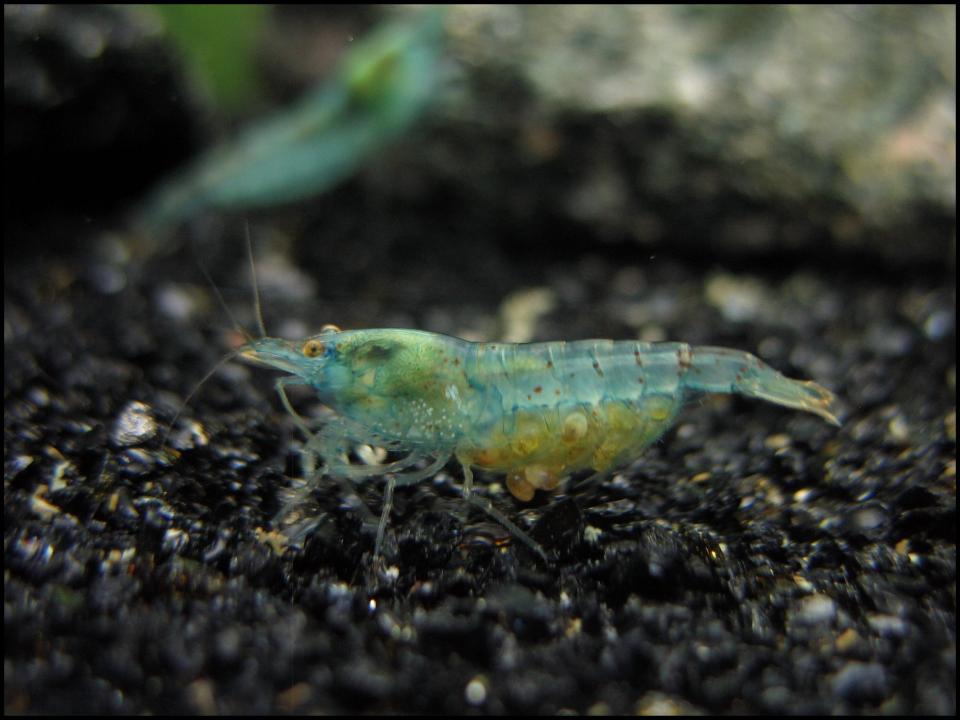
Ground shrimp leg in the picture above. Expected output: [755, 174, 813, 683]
[458, 461, 548, 562]
[374, 454, 451, 557]
[275, 381, 384, 533]
[275, 377, 315, 438]
[287, 417, 453, 557]
[273, 421, 378, 531]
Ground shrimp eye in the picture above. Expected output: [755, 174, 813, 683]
[320, 324, 341, 334]
[302, 339, 326, 358]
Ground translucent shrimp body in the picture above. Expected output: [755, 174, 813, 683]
[241, 328, 839, 552]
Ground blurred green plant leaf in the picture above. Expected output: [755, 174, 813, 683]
[140, 7, 446, 233]
[153, 4, 268, 111]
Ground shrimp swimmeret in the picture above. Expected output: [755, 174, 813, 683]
[238, 326, 841, 558]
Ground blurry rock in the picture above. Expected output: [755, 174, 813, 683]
[373, 5, 954, 270]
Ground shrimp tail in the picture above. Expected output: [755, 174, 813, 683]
[686, 346, 841, 425]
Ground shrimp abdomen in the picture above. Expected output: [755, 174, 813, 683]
[460, 340, 838, 501]
[682, 346, 840, 425]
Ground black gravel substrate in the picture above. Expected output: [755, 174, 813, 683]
[4, 225, 955, 714]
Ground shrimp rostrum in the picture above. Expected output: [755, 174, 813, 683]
[241, 327, 840, 557]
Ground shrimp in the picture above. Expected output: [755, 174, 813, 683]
[239, 327, 840, 558]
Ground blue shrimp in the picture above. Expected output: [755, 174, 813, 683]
[239, 327, 840, 558]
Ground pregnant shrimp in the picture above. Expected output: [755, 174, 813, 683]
[240, 328, 840, 558]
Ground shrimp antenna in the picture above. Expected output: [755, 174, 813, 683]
[159, 348, 245, 451]
[191, 237, 252, 344]
[246, 220, 268, 339]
